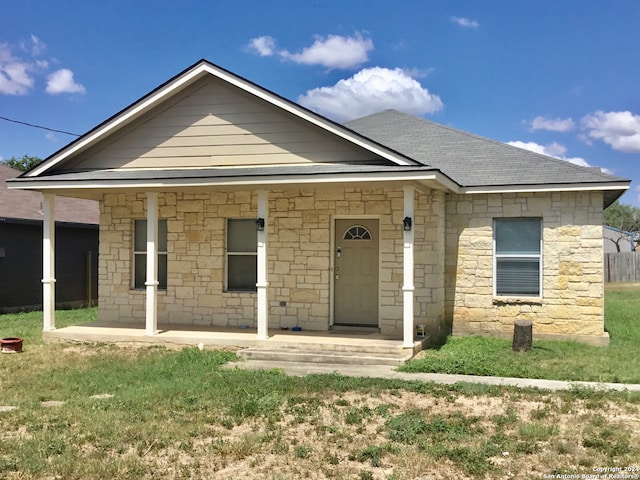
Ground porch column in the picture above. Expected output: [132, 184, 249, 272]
[402, 186, 415, 348]
[145, 192, 159, 336]
[256, 190, 269, 340]
[42, 193, 56, 331]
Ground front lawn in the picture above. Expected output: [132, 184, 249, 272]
[400, 284, 640, 383]
[0, 307, 639, 478]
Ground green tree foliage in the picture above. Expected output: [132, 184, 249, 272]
[604, 200, 640, 232]
[1, 155, 42, 172]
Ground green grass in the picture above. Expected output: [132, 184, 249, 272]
[1, 301, 640, 478]
[0, 308, 97, 344]
[400, 284, 640, 383]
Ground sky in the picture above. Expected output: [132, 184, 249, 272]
[1, 0, 639, 204]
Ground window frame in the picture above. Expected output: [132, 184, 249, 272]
[225, 218, 258, 292]
[133, 219, 168, 290]
[493, 217, 543, 298]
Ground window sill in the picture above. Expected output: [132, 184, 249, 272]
[224, 290, 257, 294]
[493, 296, 542, 305]
[131, 288, 168, 293]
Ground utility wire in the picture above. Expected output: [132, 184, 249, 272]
[0, 115, 81, 137]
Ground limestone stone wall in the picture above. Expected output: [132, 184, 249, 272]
[98, 186, 445, 336]
[444, 191, 606, 345]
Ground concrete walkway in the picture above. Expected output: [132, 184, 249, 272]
[226, 360, 640, 392]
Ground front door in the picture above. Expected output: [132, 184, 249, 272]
[333, 219, 379, 326]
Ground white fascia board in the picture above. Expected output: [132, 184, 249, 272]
[10, 170, 458, 192]
[461, 182, 630, 194]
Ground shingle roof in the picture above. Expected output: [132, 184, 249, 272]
[0, 165, 99, 224]
[345, 109, 628, 187]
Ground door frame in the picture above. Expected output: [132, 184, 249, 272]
[329, 215, 381, 327]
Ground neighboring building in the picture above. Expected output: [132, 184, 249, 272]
[0, 165, 99, 312]
[603, 225, 637, 253]
[8, 60, 630, 345]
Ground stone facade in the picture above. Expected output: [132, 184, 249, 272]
[98, 186, 446, 337]
[98, 187, 606, 343]
[445, 191, 606, 345]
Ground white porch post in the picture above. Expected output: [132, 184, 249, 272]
[256, 190, 269, 340]
[145, 192, 159, 336]
[42, 193, 56, 331]
[402, 186, 415, 348]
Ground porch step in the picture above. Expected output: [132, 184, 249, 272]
[236, 347, 413, 366]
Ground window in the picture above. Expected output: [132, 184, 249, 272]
[226, 219, 257, 291]
[343, 225, 372, 240]
[133, 219, 168, 289]
[494, 218, 542, 297]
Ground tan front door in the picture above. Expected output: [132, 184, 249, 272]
[334, 219, 379, 326]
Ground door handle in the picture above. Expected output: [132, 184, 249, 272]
[335, 274, 340, 280]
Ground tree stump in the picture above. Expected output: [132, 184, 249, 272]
[512, 320, 532, 352]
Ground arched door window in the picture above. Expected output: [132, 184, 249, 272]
[343, 225, 372, 240]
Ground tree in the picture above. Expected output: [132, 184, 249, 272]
[604, 200, 640, 252]
[1, 155, 42, 172]
[604, 200, 640, 232]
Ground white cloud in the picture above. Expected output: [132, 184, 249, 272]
[0, 37, 84, 96]
[507, 140, 608, 171]
[581, 110, 640, 153]
[29, 35, 46, 56]
[298, 67, 443, 122]
[529, 116, 575, 132]
[248, 36, 276, 57]
[451, 16, 479, 29]
[248, 33, 373, 70]
[280, 33, 373, 69]
[46, 68, 85, 95]
[0, 43, 35, 95]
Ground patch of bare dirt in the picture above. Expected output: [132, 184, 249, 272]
[134, 390, 640, 479]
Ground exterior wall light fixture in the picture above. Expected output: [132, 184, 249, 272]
[403, 216, 412, 231]
[256, 218, 265, 231]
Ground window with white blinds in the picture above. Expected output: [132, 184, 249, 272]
[494, 218, 542, 296]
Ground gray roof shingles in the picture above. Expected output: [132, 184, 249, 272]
[345, 109, 628, 187]
[1, 165, 99, 224]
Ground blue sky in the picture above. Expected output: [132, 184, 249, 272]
[2, 0, 639, 204]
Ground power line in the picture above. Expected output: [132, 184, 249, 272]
[0, 115, 81, 137]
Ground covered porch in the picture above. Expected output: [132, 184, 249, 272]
[37, 180, 446, 350]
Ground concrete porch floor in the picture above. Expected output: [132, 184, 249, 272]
[43, 322, 428, 357]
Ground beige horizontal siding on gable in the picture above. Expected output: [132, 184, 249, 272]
[72, 78, 378, 170]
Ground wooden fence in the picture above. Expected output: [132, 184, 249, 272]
[604, 252, 640, 283]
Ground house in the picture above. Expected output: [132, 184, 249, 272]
[603, 225, 637, 253]
[0, 164, 99, 313]
[8, 60, 630, 346]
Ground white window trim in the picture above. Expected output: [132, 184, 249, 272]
[225, 218, 258, 292]
[133, 219, 168, 290]
[492, 218, 543, 299]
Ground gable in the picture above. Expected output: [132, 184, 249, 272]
[61, 76, 390, 172]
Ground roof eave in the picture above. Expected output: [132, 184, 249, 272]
[462, 181, 629, 209]
[8, 169, 458, 192]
